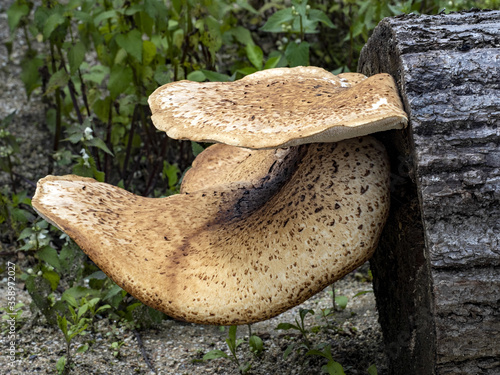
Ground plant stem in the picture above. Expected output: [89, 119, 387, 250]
[104, 100, 113, 182]
[134, 329, 156, 373]
[122, 106, 137, 183]
[65, 339, 72, 375]
[49, 41, 62, 155]
[331, 283, 336, 311]
[299, 14, 304, 41]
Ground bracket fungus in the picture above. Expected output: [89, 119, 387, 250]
[32, 66, 407, 325]
[148, 66, 407, 149]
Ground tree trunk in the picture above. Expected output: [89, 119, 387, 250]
[358, 10, 500, 375]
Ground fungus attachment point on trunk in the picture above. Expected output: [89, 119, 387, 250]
[32, 67, 408, 325]
[148, 66, 407, 149]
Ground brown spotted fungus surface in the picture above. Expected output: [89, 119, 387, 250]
[32, 137, 390, 325]
[148, 67, 407, 149]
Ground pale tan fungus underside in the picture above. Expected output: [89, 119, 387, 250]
[32, 137, 390, 325]
[180, 144, 291, 194]
[148, 67, 408, 149]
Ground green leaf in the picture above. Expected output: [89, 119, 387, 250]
[230, 26, 254, 45]
[285, 41, 310, 67]
[73, 11, 92, 23]
[104, 284, 124, 300]
[62, 293, 78, 308]
[137, 10, 154, 36]
[239, 362, 252, 373]
[228, 325, 237, 345]
[18, 227, 33, 240]
[147, 306, 163, 323]
[276, 322, 299, 331]
[20, 57, 43, 98]
[59, 244, 74, 273]
[86, 270, 107, 280]
[306, 345, 334, 361]
[199, 16, 222, 60]
[77, 344, 89, 353]
[353, 290, 373, 298]
[43, 270, 60, 291]
[116, 29, 143, 62]
[108, 65, 133, 100]
[46, 69, 69, 95]
[260, 8, 295, 32]
[82, 64, 109, 85]
[186, 71, 206, 82]
[43, 12, 66, 40]
[236, 0, 258, 14]
[7, 2, 30, 32]
[283, 343, 295, 360]
[203, 349, 228, 360]
[163, 162, 179, 189]
[201, 70, 230, 82]
[77, 303, 89, 319]
[37, 246, 61, 270]
[57, 315, 68, 337]
[246, 44, 263, 70]
[323, 360, 346, 375]
[93, 10, 117, 26]
[299, 308, 315, 321]
[93, 97, 112, 123]
[335, 295, 348, 310]
[56, 356, 66, 374]
[153, 65, 172, 85]
[235, 338, 245, 349]
[236, 67, 257, 77]
[249, 335, 263, 354]
[308, 9, 335, 29]
[87, 137, 114, 156]
[92, 166, 105, 182]
[191, 142, 204, 157]
[63, 286, 94, 302]
[142, 40, 157, 65]
[68, 321, 88, 340]
[264, 56, 281, 70]
[68, 41, 86, 74]
[144, 0, 168, 21]
[367, 364, 378, 375]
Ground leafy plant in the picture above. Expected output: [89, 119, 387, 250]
[276, 308, 315, 358]
[56, 309, 90, 374]
[202, 324, 264, 374]
[0, 112, 20, 191]
[307, 345, 346, 375]
[0, 302, 26, 331]
[248, 324, 264, 358]
[111, 340, 125, 358]
[261, 0, 335, 67]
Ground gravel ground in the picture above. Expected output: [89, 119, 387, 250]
[0, 5, 388, 375]
[2, 268, 387, 375]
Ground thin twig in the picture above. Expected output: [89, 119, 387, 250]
[133, 329, 156, 373]
[144, 134, 168, 196]
[104, 100, 113, 182]
[13, 172, 36, 188]
[122, 106, 137, 182]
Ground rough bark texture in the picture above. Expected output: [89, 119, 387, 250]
[358, 10, 500, 375]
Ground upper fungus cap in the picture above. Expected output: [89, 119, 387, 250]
[148, 66, 407, 149]
[32, 137, 390, 325]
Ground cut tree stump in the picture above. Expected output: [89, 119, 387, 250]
[358, 10, 500, 375]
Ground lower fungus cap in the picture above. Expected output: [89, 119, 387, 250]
[32, 137, 390, 325]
